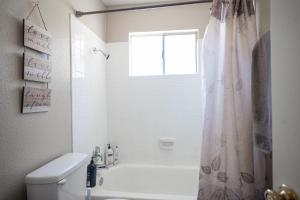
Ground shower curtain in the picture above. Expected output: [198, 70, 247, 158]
[198, 0, 266, 199]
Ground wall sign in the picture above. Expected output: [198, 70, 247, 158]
[22, 87, 51, 113]
[24, 52, 51, 83]
[24, 19, 52, 55]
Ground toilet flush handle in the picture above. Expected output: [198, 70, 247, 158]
[57, 178, 67, 186]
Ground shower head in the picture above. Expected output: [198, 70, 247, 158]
[93, 48, 110, 60]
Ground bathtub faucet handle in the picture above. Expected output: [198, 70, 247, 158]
[99, 176, 104, 186]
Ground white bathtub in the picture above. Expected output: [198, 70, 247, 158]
[91, 164, 199, 200]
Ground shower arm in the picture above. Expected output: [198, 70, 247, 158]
[93, 48, 110, 60]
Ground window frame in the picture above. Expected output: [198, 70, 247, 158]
[129, 30, 199, 77]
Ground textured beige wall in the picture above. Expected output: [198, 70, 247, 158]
[106, 1, 271, 42]
[271, 0, 300, 193]
[0, 0, 106, 200]
[106, 3, 211, 42]
[66, 0, 107, 40]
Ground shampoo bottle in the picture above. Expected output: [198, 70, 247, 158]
[106, 144, 114, 166]
[114, 145, 119, 165]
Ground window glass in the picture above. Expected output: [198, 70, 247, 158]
[130, 35, 163, 76]
[164, 34, 197, 75]
[129, 31, 198, 76]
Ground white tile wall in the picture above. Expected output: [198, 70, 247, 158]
[71, 15, 107, 157]
[106, 42, 203, 166]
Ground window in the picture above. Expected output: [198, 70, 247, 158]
[129, 30, 198, 76]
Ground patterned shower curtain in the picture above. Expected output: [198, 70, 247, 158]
[198, 0, 266, 199]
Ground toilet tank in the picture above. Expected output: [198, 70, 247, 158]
[25, 153, 88, 200]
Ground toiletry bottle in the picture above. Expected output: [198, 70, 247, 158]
[106, 144, 114, 166]
[105, 144, 109, 165]
[114, 145, 119, 165]
[86, 158, 96, 188]
[93, 146, 104, 167]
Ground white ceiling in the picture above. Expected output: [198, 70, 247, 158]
[101, 0, 197, 7]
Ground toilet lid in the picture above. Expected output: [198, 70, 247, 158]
[25, 153, 88, 185]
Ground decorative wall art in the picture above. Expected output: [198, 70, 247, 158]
[23, 52, 51, 83]
[23, 19, 52, 55]
[22, 86, 51, 113]
[21, 2, 53, 114]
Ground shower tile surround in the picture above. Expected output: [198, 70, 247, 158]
[68, 2, 212, 167]
[71, 15, 108, 157]
[71, 36, 204, 166]
[106, 42, 203, 166]
[103, 2, 212, 167]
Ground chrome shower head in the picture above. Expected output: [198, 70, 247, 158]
[93, 48, 110, 60]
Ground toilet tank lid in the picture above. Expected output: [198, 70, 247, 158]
[25, 153, 88, 185]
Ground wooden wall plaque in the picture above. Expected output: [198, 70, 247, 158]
[24, 52, 51, 83]
[24, 19, 52, 55]
[22, 87, 51, 113]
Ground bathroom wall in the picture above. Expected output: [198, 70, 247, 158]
[106, 3, 211, 42]
[0, 0, 106, 199]
[71, 15, 108, 157]
[271, 0, 300, 193]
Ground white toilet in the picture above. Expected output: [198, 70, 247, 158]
[25, 153, 89, 200]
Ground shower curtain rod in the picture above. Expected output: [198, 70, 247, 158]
[75, 0, 213, 17]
